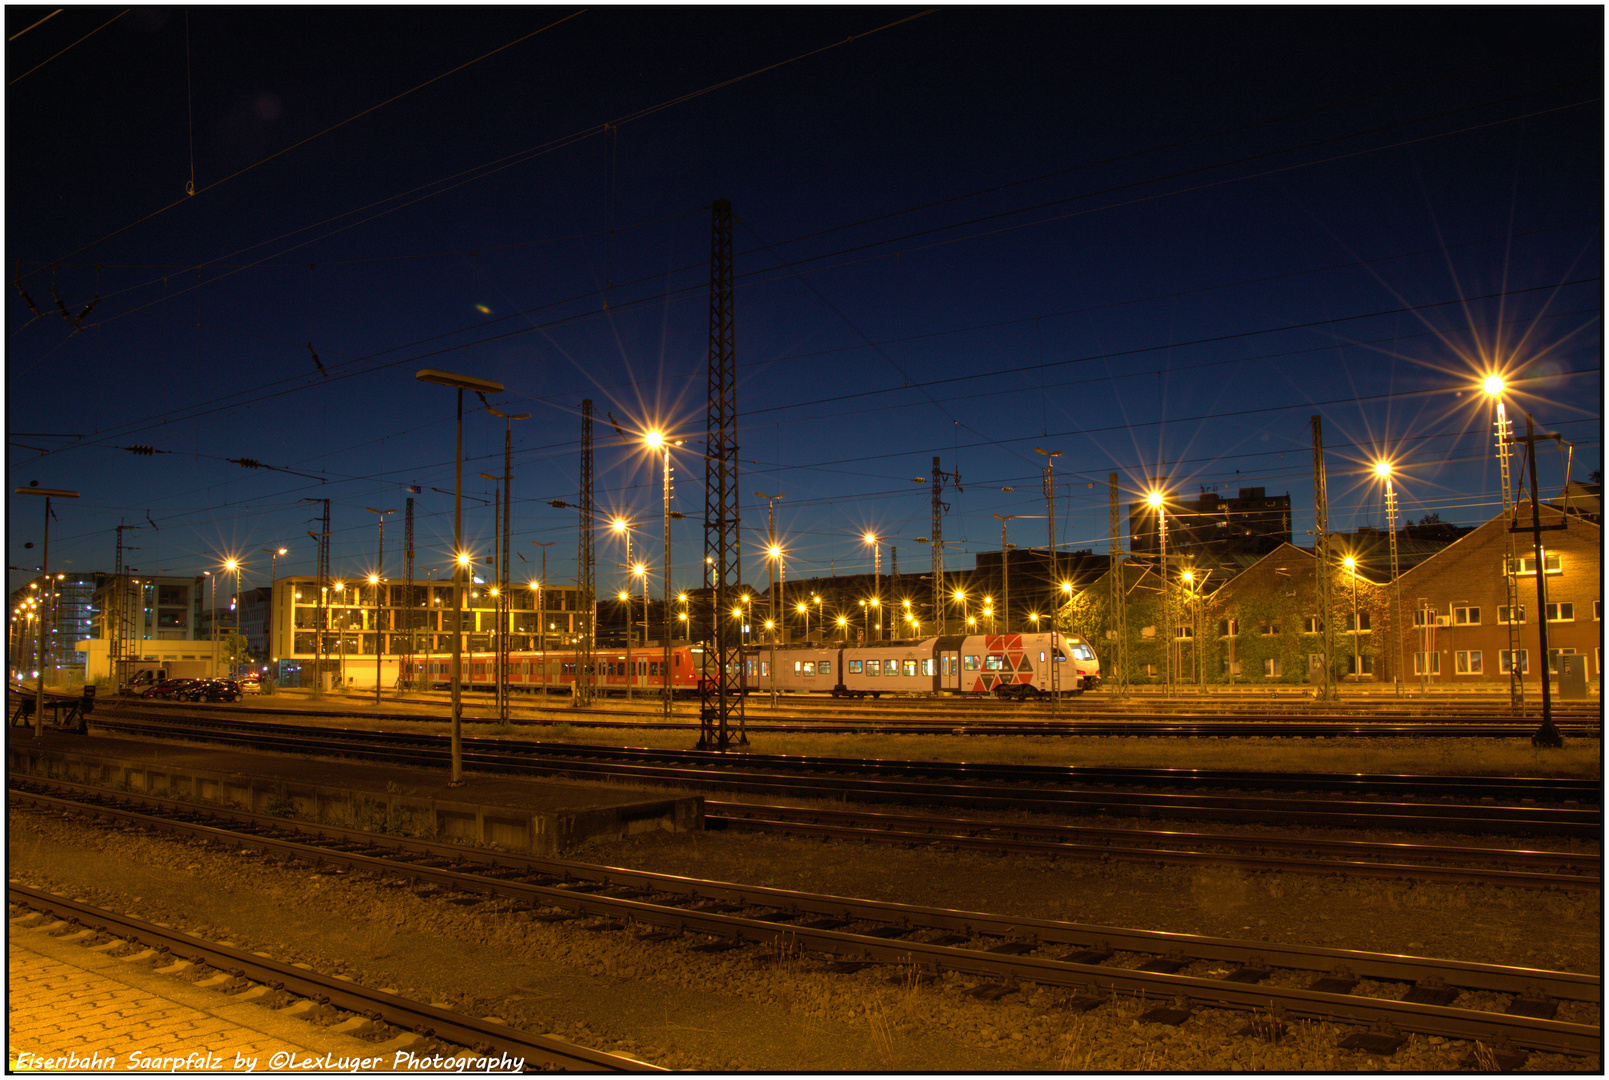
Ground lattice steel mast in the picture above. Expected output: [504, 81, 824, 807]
[576, 400, 597, 706]
[700, 198, 744, 750]
[1108, 474, 1128, 695]
[1312, 415, 1334, 699]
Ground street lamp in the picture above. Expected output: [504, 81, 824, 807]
[530, 541, 555, 695]
[14, 486, 77, 735]
[223, 556, 243, 678]
[612, 517, 634, 700]
[261, 547, 287, 682]
[1343, 555, 1360, 682]
[1147, 488, 1172, 694]
[365, 509, 396, 705]
[416, 368, 504, 785]
[648, 431, 682, 716]
[1374, 460, 1405, 697]
[862, 531, 884, 641]
[1482, 375, 1524, 715]
[1035, 446, 1064, 702]
[836, 614, 848, 641]
[757, 493, 786, 647]
[633, 561, 649, 701]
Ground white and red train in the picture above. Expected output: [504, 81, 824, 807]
[402, 632, 1099, 701]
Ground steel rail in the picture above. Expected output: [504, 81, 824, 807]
[84, 711, 1601, 802]
[703, 805, 1600, 891]
[87, 693, 1601, 739]
[68, 718, 1603, 837]
[7, 884, 662, 1072]
[10, 782, 1597, 1056]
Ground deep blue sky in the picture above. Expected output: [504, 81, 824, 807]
[8, 5, 1602, 599]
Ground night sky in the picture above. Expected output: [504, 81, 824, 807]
[7, 6, 1602, 600]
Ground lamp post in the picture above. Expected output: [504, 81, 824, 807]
[648, 431, 682, 717]
[1341, 556, 1358, 682]
[1034, 447, 1063, 705]
[1482, 375, 1525, 715]
[756, 493, 786, 641]
[1147, 488, 1171, 694]
[611, 518, 634, 700]
[415, 367, 504, 786]
[486, 407, 528, 723]
[364, 508, 395, 704]
[261, 547, 286, 682]
[862, 531, 883, 641]
[205, 570, 216, 677]
[836, 614, 848, 642]
[992, 515, 1016, 635]
[223, 557, 242, 678]
[796, 601, 809, 642]
[764, 542, 784, 705]
[15, 486, 77, 736]
[633, 561, 649, 701]
[1374, 461, 1405, 698]
[531, 542, 554, 695]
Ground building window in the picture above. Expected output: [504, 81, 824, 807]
[1548, 648, 1578, 674]
[1303, 616, 1322, 634]
[1344, 612, 1372, 632]
[1174, 624, 1194, 639]
[1140, 663, 1157, 678]
[1499, 650, 1529, 675]
[1260, 621, 1280, 636]
[1512, 553, 1562, 575]
[1345, 654, 1374, 676]
[1263, 657, 1282, 677]
[1546, 602, 1575, 622]
[1413, 652, 1441, 675]
[1455, 650, 1482, 675]
[1497, 605, 1525, 625]
[1452, 606, 1480, 626]
[1218, 618, 1238, 637]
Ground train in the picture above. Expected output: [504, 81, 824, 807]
[400, 632, 1100, 701]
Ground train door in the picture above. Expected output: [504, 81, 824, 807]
[942, 650, 960, 690]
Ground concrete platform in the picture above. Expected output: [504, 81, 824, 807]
[8, 733, 703, 856]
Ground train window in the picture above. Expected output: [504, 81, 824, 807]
[819, 661, 832, 675]
[801, 661, 815, 676]
[864, 661, 878, 677]
[1072, 643, 1095, 661]
[902, 660, 917, 677]
[884, 660, 899, 676]
[848, 660, 862, 674]
[760, 661, 770, 677]
[963, 654, 979, 671]
[921, 658, 934, 676]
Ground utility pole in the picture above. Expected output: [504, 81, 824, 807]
[1108, 474, 1128, 695]
[930, 456, 960, 633]
[1311, 416, 1334, 699]
[305, 498, 330, 699]
[576, 400, 597, 706]
[111, 524, 143, 688]
[993, 515, 1016, 635]
[1035, 447, 1063, 713]
[1511, 414, 1568, 747]
[403, 496, 415, 690]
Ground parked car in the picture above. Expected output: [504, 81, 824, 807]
[239, 674, 263, 695]
[141, 678, 196, 699]
[182, 678, 241, 703]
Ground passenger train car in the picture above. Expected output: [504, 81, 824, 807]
[403, 644, 706, 697]
[401, 632, 1099, 701]
[741, 633, 1100, 700]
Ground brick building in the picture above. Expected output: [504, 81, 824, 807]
[1394, 505, 1601, 685]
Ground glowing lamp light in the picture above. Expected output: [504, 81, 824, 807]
[1147, 490, 1164, 508]
[646, 430, 664, 448]
[618, 591, 630, 602]
[1344, 556, 1356, 571]
[612, 518, 628, 533]
[1374, 461, 1393, 479]
[1482, 374, 1505, 396]
[632, 563, 646, 577]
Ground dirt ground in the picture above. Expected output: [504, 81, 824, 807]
[7, 798, 1599, 1072]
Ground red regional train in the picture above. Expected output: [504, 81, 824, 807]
[401, 632, 1099, 701]
[403, 644, 707, 697]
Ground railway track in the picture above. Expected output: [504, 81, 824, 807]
[10, 778, 1598, 1061]
[82, 692, 1601, 739]
[7, 882, 658, 1072]
[69, 714, 1603, 837]
[703, 802, 1601, 891]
